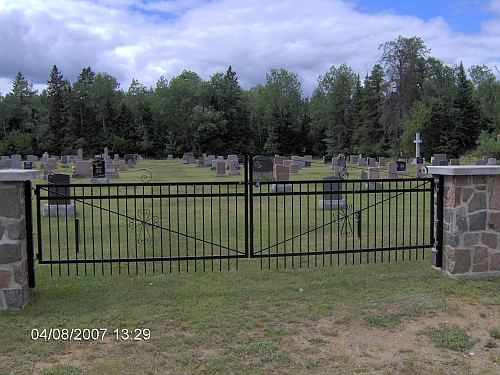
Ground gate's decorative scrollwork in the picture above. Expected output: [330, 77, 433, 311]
[139, 169, 153, 183]
[333, 204, 360, 237]
[129, 209, 159, 244]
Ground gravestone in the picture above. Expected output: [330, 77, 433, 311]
[76, 149, 83, 160]
[488, 158, 497, 165]
[367, 167, 382, 190]
[349, 155, 359, 164]
[368, 158, 377, 168]
[127, 159, 133, 168]
[0, 156, 6, 168]
[357, 156, 366, 166]
[290, 164, 299, 175]
[331, 157, 338, 169]
[432, 154, 447, 166]
[360, 170, 367, 180]
[284, 159, 292, 167]
[43, 163, 55, 179]
[227, 155, 240, 175]
[118, 160, 126, 171]
[368, 167, 379, 180]
[91, 159, 108, 184]
[205, 155, 214, 167]
[304, 155, 313, 167]
[41, 152, 49, 166]
[26, 155, 36, 167]
[105, 163, 119, 178]
[275, 164, 290, 181]
[396, 161, 406, 172]
[274, 156, 286, 166]
[252, 156, 274, 181]
[198, 156, 205, 167]
[291, 156, 302, 169]
[378, 157, 386, 169]
[323, 156, 333, 164]
[124, 154, 135, 165]
[23, 161, 33, 169]
[387, 161, 398, 179]
[414, 132, 422, 163]
[43, 173, 75, 217]
[319, 176, 346, 209]
[167, 154, 173, 160]
[74, 161, 92, 178]
[415, 163, 427, 178]
[272, 164, 292, 192]
[61, 155, 69, 167]
[450, 158, 460, 165]
[216, 161, 226, 177]
[47, 157, 57, 169]
[10, 154, 22, 169]
[475, 159, 486, 165]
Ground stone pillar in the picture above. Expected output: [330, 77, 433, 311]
[0, 169, 39, 309]
[428, 165, 500, 276]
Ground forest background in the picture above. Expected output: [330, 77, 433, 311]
[1, 35, 500, 161]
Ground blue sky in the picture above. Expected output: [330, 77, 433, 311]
[0, 0, 499, 96]
[354, 0, 493, 32]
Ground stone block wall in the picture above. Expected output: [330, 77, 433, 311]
[430, 166, 500, 276]
[0, 169, 38, 309]
[0, 181, 30, 308]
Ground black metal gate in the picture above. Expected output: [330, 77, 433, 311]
[32, 156, 435, 281]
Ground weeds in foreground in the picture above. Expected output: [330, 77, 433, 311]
[419, 323, 477, 352]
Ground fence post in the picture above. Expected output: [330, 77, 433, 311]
[428, 165, 500, 276]
[0, 169, 40, 309]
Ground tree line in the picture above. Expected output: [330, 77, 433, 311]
[1, 35, 499, 160]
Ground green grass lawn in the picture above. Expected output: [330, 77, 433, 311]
[2, 158, 499, 375]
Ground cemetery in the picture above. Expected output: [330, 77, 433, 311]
[2, 145, 500, 375]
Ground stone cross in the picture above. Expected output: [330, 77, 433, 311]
[414, 132, 422, 158]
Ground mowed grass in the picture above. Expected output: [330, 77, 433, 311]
[2, 158, 500, 374]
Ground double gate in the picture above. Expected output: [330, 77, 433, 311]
[32, 157, 435, 282]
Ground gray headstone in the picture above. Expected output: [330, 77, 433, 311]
[387, 161, 398, 179]
[319, 176, 346, 209]
[10, 154, 21, 169]
[432, 154, 447, 166]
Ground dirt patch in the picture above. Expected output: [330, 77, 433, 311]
[292, 302, 500, 374]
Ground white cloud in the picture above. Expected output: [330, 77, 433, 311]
[0, 0, 499, 97]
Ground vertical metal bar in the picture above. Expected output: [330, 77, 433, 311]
[24, 181, 36, 288]
[434, 175, 444, 268]
[244, 155, 250, 259]
[75, 218, 80, 255]
[116, 185, 121, 275]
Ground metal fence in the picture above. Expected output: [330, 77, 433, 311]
[32, 159, 435, 279]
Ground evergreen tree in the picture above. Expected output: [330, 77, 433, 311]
[453, 62, 483, 155]
[45, 65, 69, 154]
[353, 64, 387, 156]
